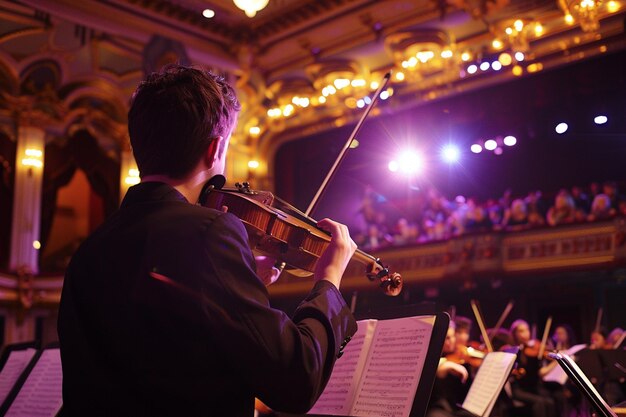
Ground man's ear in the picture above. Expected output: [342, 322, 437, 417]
[204, 136, 223, 169]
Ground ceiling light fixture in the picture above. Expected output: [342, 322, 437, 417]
[233, 0, 269, 18]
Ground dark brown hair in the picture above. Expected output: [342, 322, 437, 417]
[128, 65, 240, 179]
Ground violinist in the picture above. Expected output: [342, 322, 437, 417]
[58, 65, 358, 417]
[451, 316, 484, 372]
[540, 324, 579, 417]
[509, 319, 557, 417]
[590, 328, 609, 349]
[551, 324, 577, 351]
[607, 327, 625, 349]
[426, 321, 470, 417]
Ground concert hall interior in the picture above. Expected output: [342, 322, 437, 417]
[0, 0, 625, 415]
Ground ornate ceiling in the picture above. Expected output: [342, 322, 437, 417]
[1, 0, 625, 185]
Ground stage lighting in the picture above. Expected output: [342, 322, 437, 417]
[484, 139, 497, 150]
[480, 62, 490, 71]
[503, 135, 517, 146]
[441, 145, 460, 163]
[470, 144, 482, 153]
[467, 64, 478, 74]
[555, 122, 568, 134]
[388, 150, 424, 175]
[594, 115, 608, 125]
[492, 61, 502, 71]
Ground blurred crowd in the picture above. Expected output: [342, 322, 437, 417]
[354, 181, 626, 250]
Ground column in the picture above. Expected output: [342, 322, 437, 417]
[9, 126, 45, 275]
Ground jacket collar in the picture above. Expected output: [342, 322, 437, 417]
[120, 182, 189, 208]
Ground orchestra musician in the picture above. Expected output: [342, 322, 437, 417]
[426, 321, 470, 417]
[590, 328, 608, 350]
[509, 319, 557, 417]
[57, 65, 359, 417]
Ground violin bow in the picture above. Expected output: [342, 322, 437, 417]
[470, 299, 494, 353]
[594, 307, 603, 333]
[538, 316, 553, 358]
[488, 300, 514, 344]
[304, 72, 391, 217]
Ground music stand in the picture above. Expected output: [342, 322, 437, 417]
[548, 352, 618, 417]
[279, 304, 449, 417]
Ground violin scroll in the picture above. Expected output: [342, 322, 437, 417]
[366, 261, 402, 296]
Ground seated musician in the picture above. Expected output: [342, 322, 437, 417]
[509, 319, 557, 417]
[607, 327, 625, 349]
[590, 328, 608, 349]
[58, 65, 358, 417]
[426, 321, 470, 417]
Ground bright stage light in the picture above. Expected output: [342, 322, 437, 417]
[467, 64, 478, 74]
[470, 144, 482, 154]
[480, 62, 490, 71]
[555, 122, 568, 134]
[388, 150, 424, 175]
[484, 139, 497, 150]
[594, 115, 608, 125]
[503, 135, 517, 146]
[492, 61, 502, 71]
[441, 144, 460, 163]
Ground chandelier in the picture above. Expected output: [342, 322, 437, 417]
[233, 0, 269, 18]
[558, 0, 602, 32]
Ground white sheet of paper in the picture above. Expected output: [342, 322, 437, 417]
[5, 348, 62, 417]
[0, 348, 37, 406]
[350, 316, 435, 417]
[309, 320, 377, 415]
[462, 351, 517, 417]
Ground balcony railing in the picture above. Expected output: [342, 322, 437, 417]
[269, 217, 626, 296]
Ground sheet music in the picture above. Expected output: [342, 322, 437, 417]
[351, 315, 435, 417]
[5, 348, 62, 417]
[0, 348, 37, 405]
[462, 352, 517, 417]
[543, 344, 587, 385]
[309, 320, 377, 415]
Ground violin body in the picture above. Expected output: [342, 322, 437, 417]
[202, 186, 330, 272]
[446, 344, 485, 368]
[199, 180, 403, 295]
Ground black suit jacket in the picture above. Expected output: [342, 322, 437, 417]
[58, 182, 357, 417]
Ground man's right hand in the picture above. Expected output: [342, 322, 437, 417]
[314, 218, 357, 290]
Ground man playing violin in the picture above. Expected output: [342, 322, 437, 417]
[58, 65, 358, 417]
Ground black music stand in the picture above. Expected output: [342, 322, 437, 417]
[548, 352, 618, 417]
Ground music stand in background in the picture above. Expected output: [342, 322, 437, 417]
[548, 352, 618, 417]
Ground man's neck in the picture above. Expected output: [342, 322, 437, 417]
[141, 171, 211, 204]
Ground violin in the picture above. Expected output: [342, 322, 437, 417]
[199, 178, 403, 296]
[199, 72, 402, 295]
[446, 344, 485, 368]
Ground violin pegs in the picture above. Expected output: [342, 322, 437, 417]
[381, 272, 402, 296]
